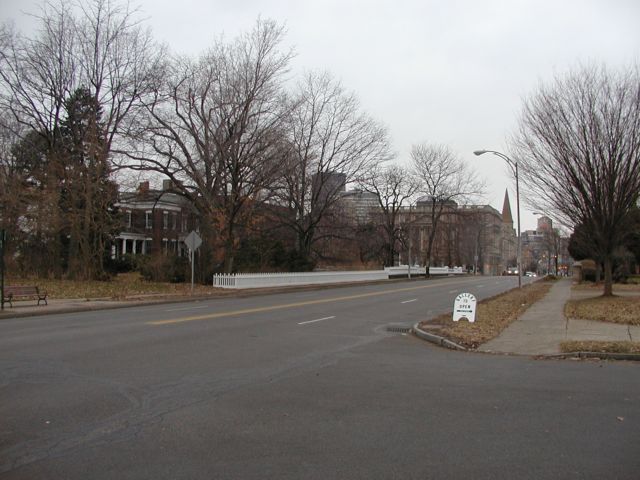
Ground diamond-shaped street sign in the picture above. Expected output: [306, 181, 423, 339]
[184, 231, 202, 252]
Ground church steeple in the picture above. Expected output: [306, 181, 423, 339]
[501, 189, 513, 225]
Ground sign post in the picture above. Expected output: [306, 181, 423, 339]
[0, 230, 5, 310]
[184, 231, 202, 293]
[452, 292, 477, 323]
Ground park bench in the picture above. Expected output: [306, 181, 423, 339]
[3, 286, 48, 308]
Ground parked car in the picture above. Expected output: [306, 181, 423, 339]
[525, 271, 537, 277]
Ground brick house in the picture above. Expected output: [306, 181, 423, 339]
[113, 180, 199, 259]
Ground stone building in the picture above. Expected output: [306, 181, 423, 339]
[521, 215, 571, 275]
[393, 190, 517, 274]
[339, 189, 380, 224]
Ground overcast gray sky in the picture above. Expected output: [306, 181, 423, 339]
[2, 0, 639, 231]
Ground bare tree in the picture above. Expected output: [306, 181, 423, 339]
[512, 64, 640, 296]
[411, 143, 484, 274]
[277, 71, 391, 265]
[0, 0, 163, 279]
[358, 164, 419, 266]
[122, 19, 293, 273]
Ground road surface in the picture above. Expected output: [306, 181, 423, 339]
[1, 276, 638, 479]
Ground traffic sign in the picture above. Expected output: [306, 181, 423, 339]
[184, 231, 202, 251]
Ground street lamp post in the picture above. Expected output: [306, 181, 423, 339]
[474, 150, 522, 289]
[407, 203, 412, 279]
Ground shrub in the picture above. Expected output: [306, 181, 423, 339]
[105, 253, 139, 274]
[139, 254, 189, 283]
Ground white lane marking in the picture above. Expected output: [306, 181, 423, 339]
[298, 316, 336, 325]
[165, 305, 209, 312]
[401, 299, 418, 304]
[477, 284, 485, 288]
[448, 289, 458, 294]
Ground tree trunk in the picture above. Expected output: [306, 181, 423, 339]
[386, 244, 395, 268]
[223, 227, 235, 274]
[603, 256, 613, 297]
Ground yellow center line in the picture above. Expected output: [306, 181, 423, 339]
[148, 278, 483, 326]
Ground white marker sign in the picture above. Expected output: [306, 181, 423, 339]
[452, 292, 477, 323]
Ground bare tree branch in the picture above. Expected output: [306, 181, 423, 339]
[411, 143, 485, 272]
[512, 64, 640, 295]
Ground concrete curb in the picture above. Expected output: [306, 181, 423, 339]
[412, 323, 640, 361]
[535, 351, 640, 361]
[411, 323, 468, 351]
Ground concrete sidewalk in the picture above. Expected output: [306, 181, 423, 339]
[480, 278, 640, 355]
[0, 297, 162, 318]
[0, 293, 213, 319]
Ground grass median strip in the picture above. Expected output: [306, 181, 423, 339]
[418, 280, 553, 349]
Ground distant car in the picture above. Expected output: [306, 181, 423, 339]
[525, 271, 537, 277]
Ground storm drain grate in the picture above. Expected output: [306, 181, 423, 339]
[386, 327, 412, 334]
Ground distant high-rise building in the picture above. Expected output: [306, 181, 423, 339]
[537, 215, 553, 231]
[311, 171, 347, 210]
[340, 189, 380, 223]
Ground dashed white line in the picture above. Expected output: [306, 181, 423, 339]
[477, 284, 485, 288]
[401, 299, 418, 304]
[298, 316, 336, 325]
[165, 305, 209, 312]
[448, 289, 458, 294]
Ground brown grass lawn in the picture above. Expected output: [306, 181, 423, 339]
[572, 282, 640, 292]
[418, 280, 553, 349]
[564, 295, 640, 325]
[5, 272, 216, 299]
[561, 340, 640, 354]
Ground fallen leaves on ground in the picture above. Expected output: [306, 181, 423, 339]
[565, 296, 640, 325]
[560, 340, 640, 354]
[6, 272, 217, 300]
[572, 282, 640, 292]
[418, 281, 553, 349]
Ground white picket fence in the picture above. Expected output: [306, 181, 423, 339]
[212, 270, 388, 289]
[212, 266, 465, 289]
[429, 266, 465, 275]
[385, 265, 426, 276]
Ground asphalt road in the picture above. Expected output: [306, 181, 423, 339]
[1, 276, 638, 479]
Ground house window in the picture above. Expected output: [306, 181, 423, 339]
[172, 212, 177, 230]
[125, 211, 132, 229]
[182, 216, 188, 233]
[145, 211, 153, 230]
[162, 238, 168, 253]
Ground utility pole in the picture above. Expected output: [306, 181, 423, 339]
[1, 229, 5, 310]
[407, 204, 412, 279]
